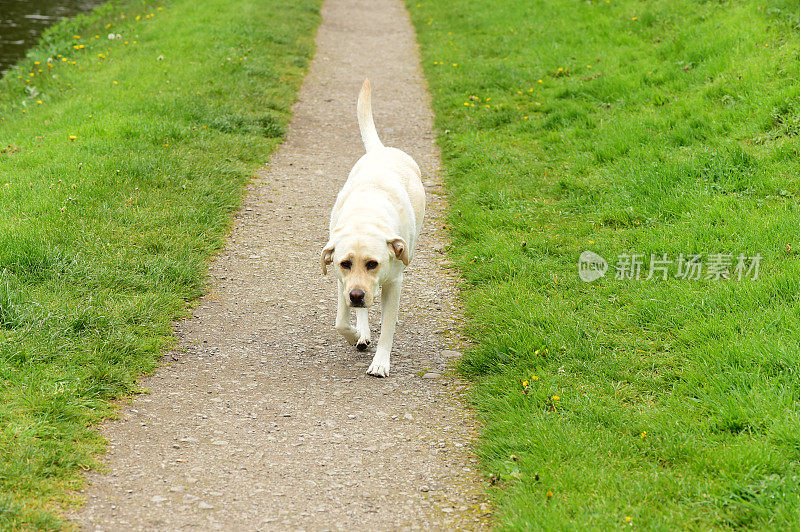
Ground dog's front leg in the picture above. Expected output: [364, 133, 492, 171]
[335, 280, 359, 345]
[367, 276, 402, 377]
[355, 308, 371, 351]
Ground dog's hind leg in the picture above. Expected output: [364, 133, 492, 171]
[335, 281, 359, 345]
[367, 276, 402, 377]
[356, 308, 371, 351]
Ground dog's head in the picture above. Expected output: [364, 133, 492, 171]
[321, 233, 409, 307]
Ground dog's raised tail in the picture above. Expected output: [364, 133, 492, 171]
[357, 78, 384, 152]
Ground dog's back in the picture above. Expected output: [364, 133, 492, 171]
[330, 80, 425, 244]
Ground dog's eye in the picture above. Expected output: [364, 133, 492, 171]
[365, 260, 379, 270]
[340, 260, 352, 270]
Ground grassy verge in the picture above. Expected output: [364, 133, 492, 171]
[0, 0, 320, 527]
[409, 0, 800, 528]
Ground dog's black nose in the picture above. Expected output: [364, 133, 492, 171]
[349, 289, 365, 306]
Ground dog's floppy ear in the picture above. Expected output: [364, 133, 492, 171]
[388, 237, 409, 266]
[321, 242, 335, 275]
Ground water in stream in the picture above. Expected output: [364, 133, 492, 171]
[0, 0, 102, 75]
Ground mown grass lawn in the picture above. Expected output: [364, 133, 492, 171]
[409, 0, 800, 528]
[0, 0, 320, 527]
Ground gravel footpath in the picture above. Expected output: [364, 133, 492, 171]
[75, 0, 489, 529]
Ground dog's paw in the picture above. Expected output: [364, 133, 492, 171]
[356, 338, 371, 351]
[366, 354, 390, 377]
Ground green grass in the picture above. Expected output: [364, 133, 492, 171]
[0, 0, 320, 527]
[409, 0, 800, 528]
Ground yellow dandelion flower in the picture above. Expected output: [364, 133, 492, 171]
[552, 395, 560, 401]
[69, 135, 77, 140]
[36, 100, 42, 105]
[522, 380, 529, 387]
[640, 431, 647, 438]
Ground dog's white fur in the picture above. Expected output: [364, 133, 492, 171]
[321, 79, 425, 377]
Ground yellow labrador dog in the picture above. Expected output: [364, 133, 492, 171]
[321, 79, 425, 377]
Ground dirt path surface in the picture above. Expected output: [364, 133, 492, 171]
[75, 0, 490, 529]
